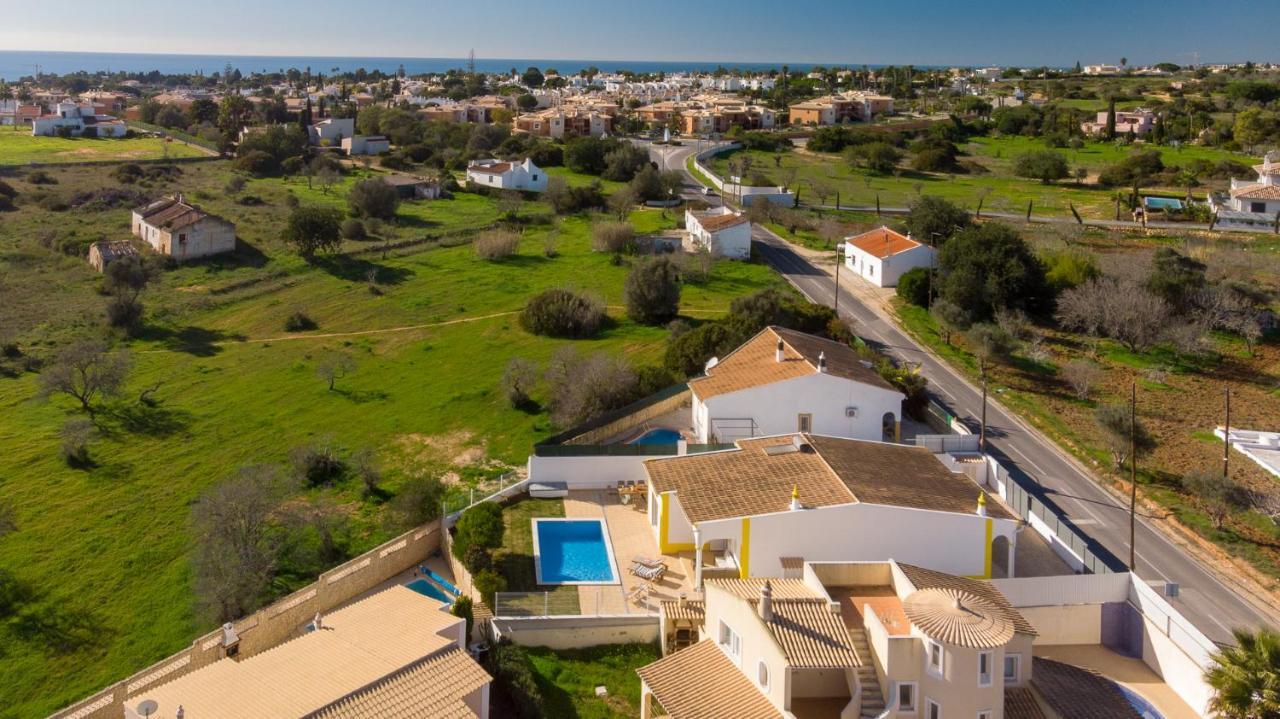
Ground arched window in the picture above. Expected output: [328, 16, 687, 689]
[757, 660, 769, 690]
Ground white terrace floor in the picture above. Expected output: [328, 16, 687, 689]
[564, 489, 696, 615]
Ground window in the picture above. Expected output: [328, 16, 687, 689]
[1003, 654, 1021, 684]
[178, 233, 187, 244]
[532, 174, 539, 181]
[757, 660, 769, 690]
[718, 620, 740, 659]
[895, 682, 917, 713]
[797, 414, 813, 433]
[978, 651, 993, 686]
[926, 699, 940, 719]
[978, 712, 992, 719]
[926, 640, 944, 677]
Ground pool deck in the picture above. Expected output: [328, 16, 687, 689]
[1032, 644, 1200, 719]
[563, 489, 695, 615]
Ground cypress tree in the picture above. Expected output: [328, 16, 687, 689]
[1105, 97, 1117, 140]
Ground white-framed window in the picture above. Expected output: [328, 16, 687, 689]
[977, 711, 992, 719]
[895, 682, 917, 713]
[978, 650, 993, 686]
[926, 640, 945, 677]
[926, 699, 941, 719]
[1003, 654, 1021, 684]
[797, 414, 813, 433]
[757, 660, 769, 690]
[718, 620, 740, 659]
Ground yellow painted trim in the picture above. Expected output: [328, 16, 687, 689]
[739, 517, 751, 579]
[982, 518, 994, 579]
[659, 493, 672, 553]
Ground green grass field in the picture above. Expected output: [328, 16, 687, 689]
[0, 129, 208, 165]
[710, 137, 1258, 219]
[0, 160, 783, 716]
[523, 643, 659, 718]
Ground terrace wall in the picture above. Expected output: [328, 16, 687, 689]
[50, 521, 442, 719]
[490, 615, 660, 649]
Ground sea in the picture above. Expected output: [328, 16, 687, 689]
[0, 50, 847, 81]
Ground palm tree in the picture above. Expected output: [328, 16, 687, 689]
[1206, 627, 1280, 718]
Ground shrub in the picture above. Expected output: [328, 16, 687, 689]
[501, 357, 540, 409]
[347, 178, 400, 220]
[391, 475, 446, 528]
[452, 502, 505, 560]
[284, 309, 318, 332]
[26, 170, 57, 185]
[473, 568, 507, 608]
[520, 288, 607, 338]
[591, 221, 635, 254]
[463, 544, 493, 574]
[59, 418, 95, 468]
[485, 641, 544, 719]
[36, 192, 69, 212]
[283, 206, 343, 261]
[225, 175, 247, 194]
[937, 223, 1052, 321]
[112, 164, 144, 184]
[544, 348, 641, 428]
[340, 218, 368, 241]
[1013, 150, 1070, 184]
[474, 229, 520, 260]
[451, 594, 475, 640]
[625, 256, 682, 325]
[0, 195, 14, 212]
[290, 441, 346, 486]
[233, 149, 277, 177]
[896, 266, 933, 307]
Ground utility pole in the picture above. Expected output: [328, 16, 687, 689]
[1129, 381, 1137, 571]
[834, 244, 842, 317]
[980, 369, 988, 453]
[1223, 388, 1231, 480]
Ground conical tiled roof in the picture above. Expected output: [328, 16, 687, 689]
[902, 587, 1015, 648]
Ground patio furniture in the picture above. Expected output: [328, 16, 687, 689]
[632, 555, 665, 569]
[631, 563, 667, 582]
[626, 583, 650, 606]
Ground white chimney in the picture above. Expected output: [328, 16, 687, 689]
[776, 339, 785, 363]
[759, 580, 773, 622]
[313, 611, 323, 631]
[220, 622, 239, 647]
[818, 351, 827, 373]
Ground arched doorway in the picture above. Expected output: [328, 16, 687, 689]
[881, 412, 898, 443]
[990, 535, 1011, 579]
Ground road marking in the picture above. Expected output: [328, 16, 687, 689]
[1134, 551, 1170, 582]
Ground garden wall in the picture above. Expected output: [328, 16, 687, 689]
[491, 615, 660, 650]
[50, 521, 442, 719]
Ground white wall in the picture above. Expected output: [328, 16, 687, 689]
[711, 222, 752, 259]
[527, 454, 669, 489]
[703, 373, 902, 443]
[1017, 605, 1103, 645]
[491, 616, 660, 649]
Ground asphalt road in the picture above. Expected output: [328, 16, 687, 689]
[644, 137, 1276, 645]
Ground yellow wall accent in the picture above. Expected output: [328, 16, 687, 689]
[739, 517, 751, 579]
[982, 518, 994, 579]
[659, 493, 673, 553]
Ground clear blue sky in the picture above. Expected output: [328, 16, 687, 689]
[2, 0, 1277, 67]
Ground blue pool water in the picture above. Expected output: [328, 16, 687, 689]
[631, 428, 682, 445]
[1118, 684, 1164, 719]
[1143, 197, 1183, 211]
[534, 519, 618, 584]
[406, 578, 454, 604]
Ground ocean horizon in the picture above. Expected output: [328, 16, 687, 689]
[0, 50, 947, 81]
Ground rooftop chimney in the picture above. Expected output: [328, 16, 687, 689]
[220, 622, 241, 659]
[790, 484, 803, 511]
[313, 611, 323, 631]
[776, 339, 785, 363]
[759, 580, 773, 622]
[176, 707, 185, 719]
[976, 491, 988, 517]
[817, 351, 827, 373]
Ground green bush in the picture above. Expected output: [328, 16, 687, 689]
[284, 309, 318, 332]
[625, 256, 682, 325]
[520, 289, 606, 338]
[473, 568, 508, 609]
[289, 442, 346, 487]
[896, 267, 933, 307]
[485, 641, 544, 719]
[463, 544, 493, 574]
[234, 149, 277, 177]
[347, 178, 400, 220]
[340, 218, 368, 241]
[453, 502, 505, 561]
[452, 594, 475, 640]
[26, 170, 57, 185]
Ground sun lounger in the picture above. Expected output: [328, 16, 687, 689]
[626, 584, 650, 605]
[631, 563, 666, 582]
[632, 556, 665, 569]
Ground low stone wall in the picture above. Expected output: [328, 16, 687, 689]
[566, 389, 691, 445]
[491, 615, 661, 650]
[50, 521, 442, 719]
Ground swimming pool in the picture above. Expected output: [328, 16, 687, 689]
[1143, 196, 1184, 211]
[1117, 684, 1164, 719]
[630, 428, 681, 445]
[406, 577, 454, 604]
[532, 518, 619, 585]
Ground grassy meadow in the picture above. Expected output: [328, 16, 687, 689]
[0, 128, 208, 165]
[0, 158, 782, 716]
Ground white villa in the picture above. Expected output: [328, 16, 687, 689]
[690, 327, 904, 444]
[843, 227, 935, 288]
[684, 207, 752, 259]
[644, 433, 1020, 585]
[309, 117, 355, 146]
[131, 195, 237, 261]
[121, 586, 492, 719]
[31, 100, 127, 137]
[341, 134, 390, 156]
[466, 157, 548, 192]
[1210, 151, 1280, 231]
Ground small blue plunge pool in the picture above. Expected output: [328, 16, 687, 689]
[533, 519, 619, 585]
[1143, 196, 1184, 211]
[630, 428, 682, 445]
[406, 578, 454, 604]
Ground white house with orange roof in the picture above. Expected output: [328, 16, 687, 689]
[466, 157, 548, 192]
[689, 326, 904, 443]
[1210, 151, 1280, 231]
[843, 226, 935, 288]
[684, 206, 751, 259]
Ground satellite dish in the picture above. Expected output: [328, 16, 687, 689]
[136, 699, 159, 718]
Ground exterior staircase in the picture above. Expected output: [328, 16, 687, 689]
[848, 627, 886, 718]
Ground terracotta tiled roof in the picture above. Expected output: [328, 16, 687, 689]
[661, 599, 706, 622]
[307, 647, 490, 718]
[688, 326, 895, 401]
[636, 640, 782, 719]
[766, 598, 860, 668]
[706, 578, 821, 601]
[135, 196, 228, 231]
[902, 587, 1016, 648]
[1004, 687, 1048, 719]
[132, 586, 470, 719]
[1230, 183, 1280, 200]
[845, 226, 922, 259]
[896, 564, 1035, 636]
[647, 433, 1009, 524]
[691, 209, 749, 232]
[807, 435, 1015, 520]
[469, 161, 512, 174]
[1031, 658, 1141, 719]
[779, 557, 805, 570]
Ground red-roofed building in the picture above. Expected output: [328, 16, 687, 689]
[843, 226, 934, 288]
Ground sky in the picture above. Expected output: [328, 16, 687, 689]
[1, 0, 1277, 67]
